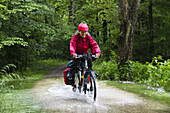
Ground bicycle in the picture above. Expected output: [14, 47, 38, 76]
[71, 53, 98, 102]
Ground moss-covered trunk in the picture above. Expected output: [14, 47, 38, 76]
[117, 0, 140, 65]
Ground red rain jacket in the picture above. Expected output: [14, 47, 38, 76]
[70, 34, 101, 55]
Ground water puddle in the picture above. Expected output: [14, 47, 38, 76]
[31, 77, 170, 113]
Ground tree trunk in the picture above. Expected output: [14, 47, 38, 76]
[68, 0, 75, 25]
[117, 0, 140, 81]
[137, 0, 145, 35]
[96, 15, 100, 43]
[103, 19, 107, 44]
[149, 0, 154, 61]
[117, 0, 140, 65]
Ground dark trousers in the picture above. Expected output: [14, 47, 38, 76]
[70, 57, 92, 75]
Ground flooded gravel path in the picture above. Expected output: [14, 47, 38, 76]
[31, 65, 170, 113]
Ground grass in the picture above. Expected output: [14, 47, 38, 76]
[106, 80, 170, 106]
[0, 90, 45, 113]
[6, 59, 67, 90]
[0, 59, 68, 113]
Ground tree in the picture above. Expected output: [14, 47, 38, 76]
[68, 0, 75, 25]
[0, 0, 59, 68]
[148, 0, 154, 60]
[117, 0, 141, 65]
[0, 1, 28, 50]
[133, 0, 170, 62]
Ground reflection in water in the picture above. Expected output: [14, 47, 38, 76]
[32, 77, 170, 113]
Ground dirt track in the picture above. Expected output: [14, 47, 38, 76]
[31, 65, 170, 113]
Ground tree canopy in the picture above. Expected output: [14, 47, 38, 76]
[0, 0, 169, 69]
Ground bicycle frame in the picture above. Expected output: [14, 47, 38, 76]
[73, 54, 97, 101]
[74, 54, 92, 85]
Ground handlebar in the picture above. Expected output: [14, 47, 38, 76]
[71, 54, 98, 60]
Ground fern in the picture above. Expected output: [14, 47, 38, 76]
[0, 64, 20, 79]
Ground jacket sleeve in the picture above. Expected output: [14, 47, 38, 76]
[89, 35, 101, 55]
[70, 35, 77, 55]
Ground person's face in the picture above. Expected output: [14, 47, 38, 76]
[80, 31, 87, 38]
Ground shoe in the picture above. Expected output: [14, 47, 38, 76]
[95, 72, 99, 77]
[72, 85, 76, 92]
[91, 70, 99, 77]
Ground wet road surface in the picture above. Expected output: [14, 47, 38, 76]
[31, 65, 170, 113]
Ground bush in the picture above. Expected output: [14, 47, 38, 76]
[94, 61, 118, 80]
[93, 51, 119, 80]
[146, 56, 170, 92]
[128, 61, 149, 82]
[94, 55, 170, 92]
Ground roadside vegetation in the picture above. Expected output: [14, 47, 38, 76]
[93, 54, 170, 105]
[0, 59, 67, 113]
[106, 81, 170, 105]
[94, 55, 170, 92]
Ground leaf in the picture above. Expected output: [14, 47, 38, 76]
[0, 4, 7, 10]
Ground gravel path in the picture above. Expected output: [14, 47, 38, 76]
[31, 65, 170, 113]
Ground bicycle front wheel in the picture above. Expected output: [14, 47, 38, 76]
[89, 74, 97, 102]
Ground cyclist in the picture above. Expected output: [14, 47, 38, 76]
[67, 22, 101, 82]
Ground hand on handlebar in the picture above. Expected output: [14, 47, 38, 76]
[95, 54, 100, 58]
[72, 54, 77, 58]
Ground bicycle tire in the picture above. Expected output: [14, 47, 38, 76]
[84, 83, 87, 94]
[83, 73, 88, 94]
[90, 75, 97, 101]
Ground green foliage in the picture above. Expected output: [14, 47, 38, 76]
[0, 0, 169, 92]
[0, 37, 28, 50]
[126, 56, 170, 92]
[146, 56, 170, 92]
[134, 0, 170, 61]
[128, 61, 149, 82]
[0, 0, 68, 68]
[94, 61, 116, 80]
[93, 51, 119, 80]
[94, 55, 170, 92]
[0, 59, 66, 113]
[24, 58, 67, 73]
[0, 59, 67, 111]
[0, 64, 20, 79]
